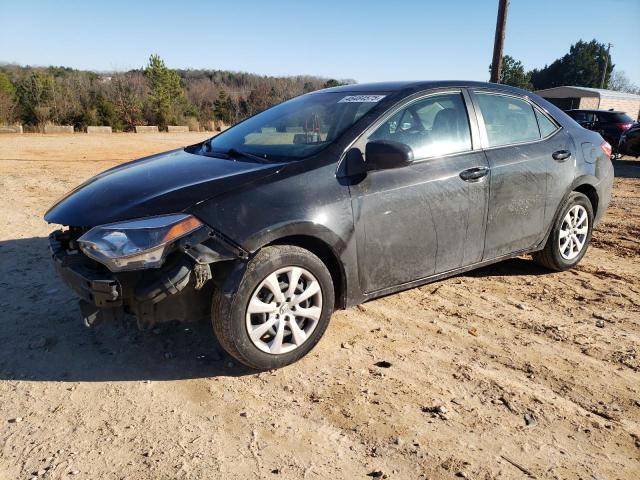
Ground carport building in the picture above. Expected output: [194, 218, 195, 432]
[535, 86, 640, 120]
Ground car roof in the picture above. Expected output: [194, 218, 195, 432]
[566, 109, 625, 114]
[319, 80, 531, 96]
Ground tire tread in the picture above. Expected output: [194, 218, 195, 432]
[533, 191, 593, 272]
[211, 245, 334, 370]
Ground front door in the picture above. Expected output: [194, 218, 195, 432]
[348, 90, 490, 293]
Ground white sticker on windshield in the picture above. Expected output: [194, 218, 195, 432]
[338, 95, 386, 103]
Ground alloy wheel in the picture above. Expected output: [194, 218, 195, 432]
[245, 266, 322, 354]
[558, 205, 589, 260]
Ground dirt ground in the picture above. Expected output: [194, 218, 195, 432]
[0, 133, 638, 480]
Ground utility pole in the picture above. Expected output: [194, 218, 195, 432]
[490, 0, 510, 83]
[600, 43, 612, 89]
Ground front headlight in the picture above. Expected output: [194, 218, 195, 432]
[78, 214, 203, 272]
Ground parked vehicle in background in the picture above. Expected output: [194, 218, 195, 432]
[45, 81, 614, 370]
[566, 109, 634, 157]
[618, 122, 640, 158]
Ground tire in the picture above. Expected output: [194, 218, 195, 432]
[533, 191, 594, 271]
[212, 245, 335, 370]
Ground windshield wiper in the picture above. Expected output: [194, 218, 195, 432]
[201, 140, 274, 164]
[222, 148, 272, 164]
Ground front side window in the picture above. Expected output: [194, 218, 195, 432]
[369, 92, 472, 159]
[476, 93, 540, 147]
[208, 92, 385, 161]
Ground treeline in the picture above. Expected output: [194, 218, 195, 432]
[493, 39, 639, 95]
[0, 54, 353, 131]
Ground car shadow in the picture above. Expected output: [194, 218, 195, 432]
[0, 236, 580, 383]
[612, 158, 640, 179]
[464, 257, 550, 278]
[0, 236, 253, 382]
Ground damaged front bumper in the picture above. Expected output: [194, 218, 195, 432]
[49, 227, 246, 328]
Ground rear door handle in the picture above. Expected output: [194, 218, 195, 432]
[459, 166, 489, 182]
[552, 150, 572, 161]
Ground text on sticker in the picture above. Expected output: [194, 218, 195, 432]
[338, 95, 386, 103]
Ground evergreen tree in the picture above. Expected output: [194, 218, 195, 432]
[323, 79, 343, 89]
[530, 40, 613, 90]
[144, 54, 185, 127]
[96, 96, 121, 129]
[213, 90, 233, 124]
[16, 71, 55, 125]
[489, 55, 532, 90]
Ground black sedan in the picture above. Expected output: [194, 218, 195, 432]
[45, 81, 614, 369]
[566, 109, 634, 157]
[619, 122, 640, 157]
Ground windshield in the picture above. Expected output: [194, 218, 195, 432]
[207, 92, 387, 161]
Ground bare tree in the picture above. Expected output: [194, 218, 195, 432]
[108, 73, 146, 129]
[608, 70, 640, 94]
[0, 91, 16, 124]
[1, 60, 347, 129]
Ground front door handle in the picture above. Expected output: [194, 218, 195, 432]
[459, 166, 489, 182]
[552, 150, 572, 161]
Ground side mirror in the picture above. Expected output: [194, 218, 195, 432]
[365, 140, 414, 171]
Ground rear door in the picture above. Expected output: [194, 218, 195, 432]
[470, 90, 574, 260]
[348, 90, 490, 293]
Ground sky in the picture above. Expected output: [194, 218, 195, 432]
[1, 0, 639, 85]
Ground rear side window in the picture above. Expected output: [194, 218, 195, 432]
[476, 93, 540, 147]
[369, 92, 472, 159]
[534, 109, 559, 138]
[568, 111, 582, 121]
[569, 111, 594, 123]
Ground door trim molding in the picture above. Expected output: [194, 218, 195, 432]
[360, 246, 535, 302]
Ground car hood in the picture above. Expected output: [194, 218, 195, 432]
[44, 148, 283, 227]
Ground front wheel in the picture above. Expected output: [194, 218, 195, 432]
[212, 245, 335, 370]
[533, 191, 594, 271]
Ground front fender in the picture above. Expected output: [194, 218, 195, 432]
[243, 221, 354, 309]
[242, 220, 348, 255]
[189, 159, 359, 306]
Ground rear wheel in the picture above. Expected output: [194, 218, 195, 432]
[533, 192, 593, 271]
[212, 245, 334, 370]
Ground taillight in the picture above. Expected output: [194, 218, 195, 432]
[616, 122, 632, 131]
[600, 141, 612, 157]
